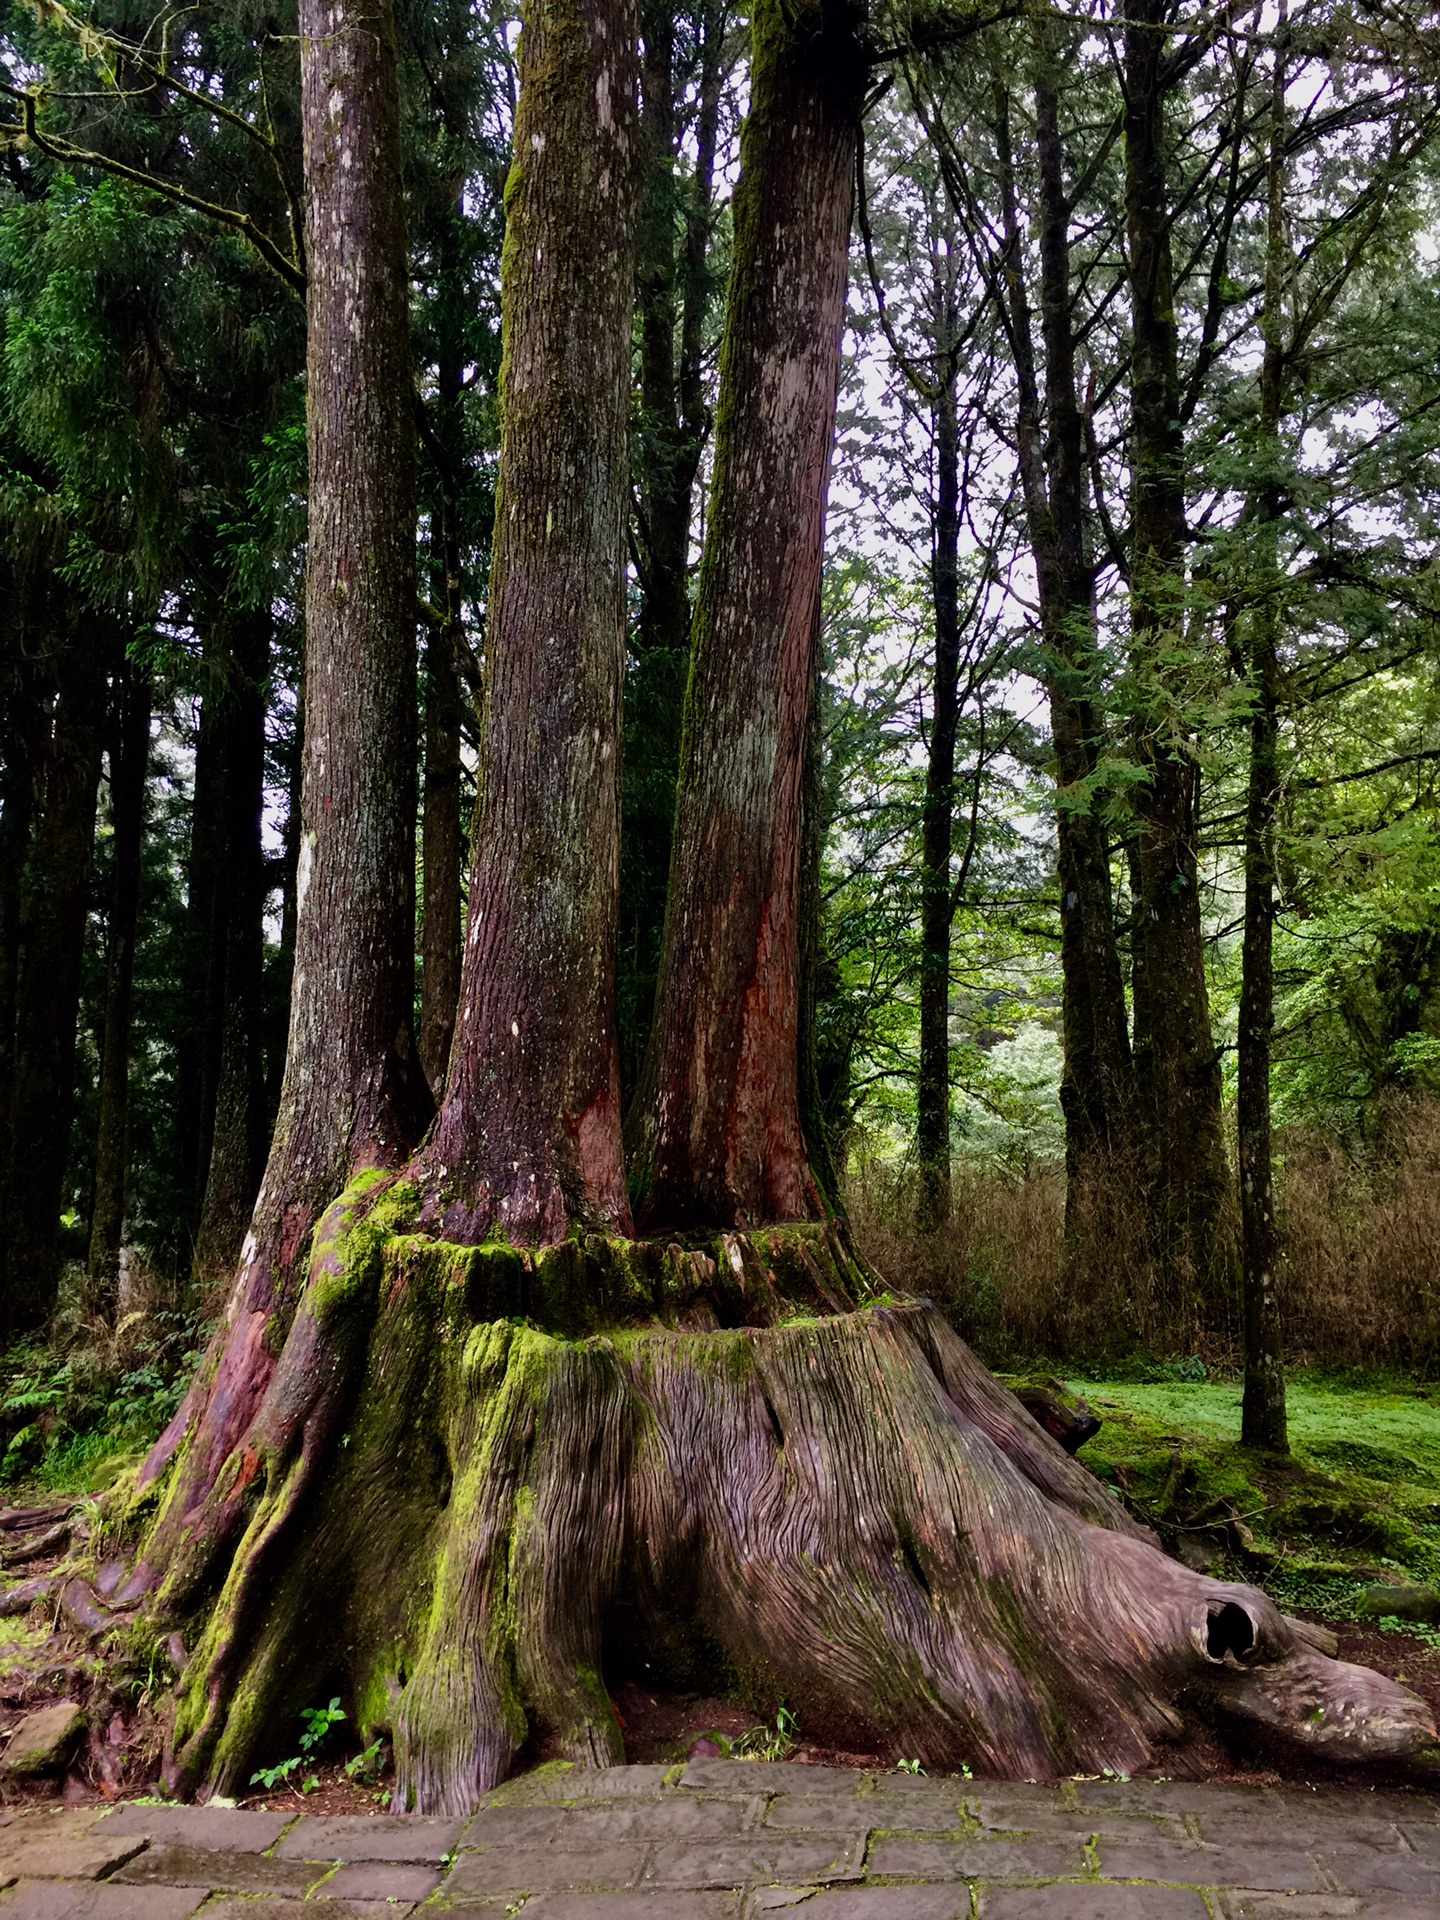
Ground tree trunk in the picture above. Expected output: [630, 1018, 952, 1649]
[174, 670, 225, 1237]
[1123, 0, 1233, 1288]
[992, 46, 1135, 1220]
[0, 598, 38, 1311]
[194, 610, 271, 1285]
[632, 0, 866, 1231]
[415, 0, 638, 1244]
[916, 366, 960, 1230]
[620, 0, 725, 1089]
[121, 0, 430, 1604]
[4, 613, 109, 1330]
[87, 654, 152, 1316]
[418, 219, 467, 1098]
[1239, 18, 1289, 1455]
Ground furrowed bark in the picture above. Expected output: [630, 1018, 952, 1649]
[123, 0, 429, 1604]
[162, 1243, 1431, 1807]
[87, 655, 152, 1315]
[634, 0, 866, 1231]
[1123, 0, 1234, 1288]
[4, 611, 110, 1331]
[417, 0, 639, 1245]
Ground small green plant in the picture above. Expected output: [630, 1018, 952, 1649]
[896, 1757, 925, 1776]
[250, 1696, 347, 1794]
[732, 1704, 797, 1761]
[345, 1737, 386, 1782]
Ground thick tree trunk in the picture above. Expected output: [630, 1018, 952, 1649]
[416, 0, 638, 1244]
[87, 656, 152, 1315]
[4, 615, 109, 1330]
[1240, 25, 1289, 1455]
[194, 610, 271, 1285]
[136, 1227, 1431, 1805]
[1124, 0, 1233, 1288]
[633, 0, 865, 1230]
[916, 372, 960, 1230]
[122, 0, 430, 1603]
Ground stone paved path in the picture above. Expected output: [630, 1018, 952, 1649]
[1, 1760, 1439, 1918]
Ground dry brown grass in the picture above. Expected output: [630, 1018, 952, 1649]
[846, 1097, 1440, 1372]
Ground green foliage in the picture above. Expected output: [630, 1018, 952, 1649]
[0, 1311, 204, 1491]
[249, 1696, 347, 1795]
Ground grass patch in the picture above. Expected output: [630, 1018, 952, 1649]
[1045, 1370, 1440, 1614]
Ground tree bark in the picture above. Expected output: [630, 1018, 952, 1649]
[0, 593, 38, 1312]
[194, 609, 271, 1285]
[992, 45, 1135, 1216]
[4, 611, 109, 1330]
[418, 209, 467, 1099]
[1239, 17, 1289, 1454]
[174, 672, 225, 1235]
[633, 0, 866, 1231]
[916, 363, 960, 1230]
[1123, 0, 1233, 1286]
[123, 0, 430, 1599]
[416, 0, 638, 1245]
[620, 0, 725, 1090]
[87, 654, 152, 1316]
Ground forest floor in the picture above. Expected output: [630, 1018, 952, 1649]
[0, 1365, 1437, 1813]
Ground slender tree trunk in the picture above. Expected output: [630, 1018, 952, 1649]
[1240, 18, 1289, 1453]
[634, 0, 866, 1231]
[125, 0, 430, 1599]
[0, 605, 38, 1310]
[5, 617, 109, 1329]
[620, 0, 725, 1089]
[1124, 0, 1232, 1286]
[917, 368, 960, 1230]
[87, 655, 152, 1315]
[175, 683, 224, 1232]
[194, 610, 271, 1284]
[415, 0, 638, 1243]
[418, 215, 466, 1097]
[993, 48, 1133, 1215]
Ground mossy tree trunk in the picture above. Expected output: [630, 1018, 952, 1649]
[416, 0, 639, 1244]
[632, 0, 866, 1231]
[121, 0, 430, 1600]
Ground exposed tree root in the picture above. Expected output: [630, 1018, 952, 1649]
[85, 1202, 1435, 1808]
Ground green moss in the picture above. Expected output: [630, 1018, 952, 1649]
[1064, 1371, 1440, 1596]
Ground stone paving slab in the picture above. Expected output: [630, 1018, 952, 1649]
[0, 1759, 1437, 1914]
[0, 1883, 205, 1919]
[276, 1812, 466, 1860]
[112, 1842, 322, 1896]
[102, 1804, 291, 1851]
